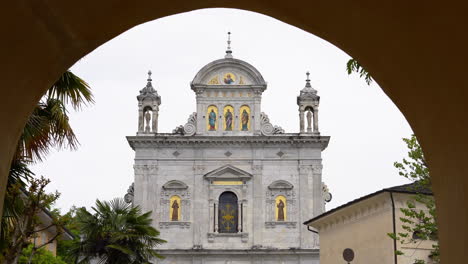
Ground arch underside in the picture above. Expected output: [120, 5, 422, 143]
[1, 1, 468, 262]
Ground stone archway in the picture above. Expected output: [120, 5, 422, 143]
[1, 1, 468, 262]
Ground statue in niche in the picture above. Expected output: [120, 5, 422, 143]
[225, 109, 233, 131]
[306, 110, 312, 131]
[241, 109, 249, 131]
[171, 200, 179, 221]
[277, 199, 285, 221]
[144, 110, 151, 132]
[209, 109, 217, 131]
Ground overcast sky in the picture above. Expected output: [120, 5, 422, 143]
[31, 8, 413, 213]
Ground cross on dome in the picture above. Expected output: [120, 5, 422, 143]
[147, 70, 152, 82]
[225, 31, 233, 59]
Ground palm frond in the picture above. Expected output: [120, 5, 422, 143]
[47, 70, 94, 110]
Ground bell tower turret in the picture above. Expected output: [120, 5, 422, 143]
[297, 72, 320, 135]
[137, 71, 161, 135]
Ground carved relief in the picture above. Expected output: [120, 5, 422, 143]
[260, 112, 285, 136]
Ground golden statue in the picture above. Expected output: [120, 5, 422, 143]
[277, 200, 285, 221]
[171, 200, 179, 221]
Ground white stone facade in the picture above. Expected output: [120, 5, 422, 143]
[127, 48, 329, 263]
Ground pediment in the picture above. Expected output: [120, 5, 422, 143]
[162, 180, 188, 190]
[204, 165, 253, 181]
[268, 180, 294, 190]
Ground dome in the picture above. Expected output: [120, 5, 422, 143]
[191, 58, 266, 86]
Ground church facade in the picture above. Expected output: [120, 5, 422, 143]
[126, 41, 330, 264]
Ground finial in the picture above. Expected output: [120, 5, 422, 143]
[225, 31, 233, 58]
[305, 71, 311, 88]
[147, 70, 152, 82]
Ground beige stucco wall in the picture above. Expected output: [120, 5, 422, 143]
[31, 227, 58, 256]
[313, 193, 394, 264]
[310, 192, 436, 264]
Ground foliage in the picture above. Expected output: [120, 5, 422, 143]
[56, 206, 82, 264]
[1, 70, 93, 263]
[388, 135, 439, 263]
[18, 244, 67, 264]
[346, 58, 373, 85]
[0, 177, 69, 264]
[69, 198, 166, 264]
[15, 70, 93, 163]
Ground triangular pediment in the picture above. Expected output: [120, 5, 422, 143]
[204, 165, 253, 181]
[268, 180, 294, 190]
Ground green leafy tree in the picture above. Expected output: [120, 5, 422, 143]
[69, 198, 166, 264]
[0, 177, 69, 264]
[388, 135, 439, 263]
[346, 58, 373, 85]
[56, 206, 82, 264]
[19, 244, 67, 264]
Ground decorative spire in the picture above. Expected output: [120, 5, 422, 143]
[225, 31, 233, 58]
[139, 70, 157, 96]
[299, 71, 317, 97]
[147, 70, 152, 82]
[305, 71, 311, 88]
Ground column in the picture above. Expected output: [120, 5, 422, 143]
[214, 201, 219, 232]
[299, 110, 305, 133]
[252, 163, 263, 245]
[313, 108, 319, 133]
[209, 202, 215, 232]
[152, 108, 158, 133]
[238, 203, 242, 232]
[193, 164, 204, 246]
[138, 109, 144, 132]
[298, 163, 313, 248]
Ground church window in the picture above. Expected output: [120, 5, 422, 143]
[170, 195, 181, 221]
[223, 105, 234, 131]
[239, 105, 250, 131]
[207, 105, 218, 131]
[275, 195, 287, 221]
[218, 191, 238, 233]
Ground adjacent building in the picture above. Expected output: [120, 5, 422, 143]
[304, 182, 436, 264]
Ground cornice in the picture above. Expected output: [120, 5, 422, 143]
[127, 134, 330, 150]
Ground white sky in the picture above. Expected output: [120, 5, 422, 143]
[31, 8, 413, 214]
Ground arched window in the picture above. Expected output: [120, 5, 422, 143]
[275, 195, 287, 221]
[239, 105, 250, 131]
[170, 195, 181, 221]
[218, 191, 238, 233]
[207, 105, 218, 131]
[223, 105, 234, 131]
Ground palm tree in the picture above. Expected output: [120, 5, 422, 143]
[70, 198, 166, 264]
[15, 70, 94, 163]
[0, 70, 94, 261]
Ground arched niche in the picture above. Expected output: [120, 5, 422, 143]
[239, 105, 250, 131]
[223, 105, 234, 131]
[206, 105, 218, 131]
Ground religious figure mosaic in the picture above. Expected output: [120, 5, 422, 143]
[207, 105, 218, 131]
[223, 73, 235, 84]
[239, 105, 250, 131]
[224, 106, 234, 131]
